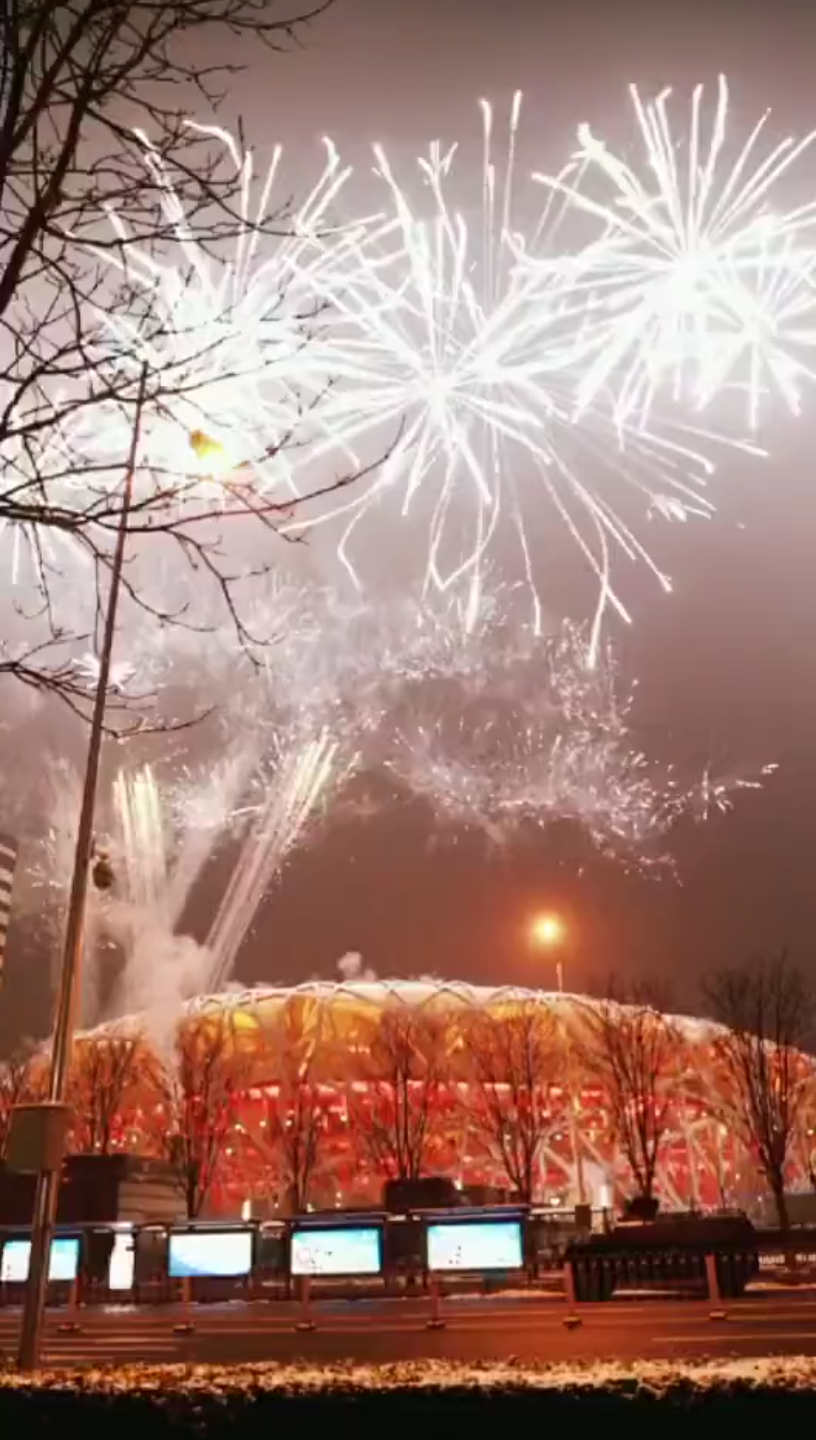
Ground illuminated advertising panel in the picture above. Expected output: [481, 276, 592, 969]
[168, 1230, 253, 1279]
[426, 1219, 523, 1272]
[0, 1237, 80, 1283]
[290, 1226, 382, 1277]
[108, 1232, 136, 1291]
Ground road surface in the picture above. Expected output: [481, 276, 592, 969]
[3, 1290, 816, 1368]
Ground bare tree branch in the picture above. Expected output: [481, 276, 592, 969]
[464, 1003, 562, 1204]
[704, 952, 815, 1230]
[351, 1005, 447, 1184]
[158, 1009, 249, 1218]
[67, 1024, 154, 1152]
[244, 996, 329, 1214]
[577, 978, 679, 1208]
[0, 1039, 40, 1158]
[0, 0, 382, 720]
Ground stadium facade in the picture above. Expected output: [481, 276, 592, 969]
[88, 979, 816, 1217]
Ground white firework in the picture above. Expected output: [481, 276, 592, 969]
[285, 94, 742, 659]
[77, 123, 357, 495]
[531, 74, 816, 429]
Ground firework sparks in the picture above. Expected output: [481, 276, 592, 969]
[10, 576, 775, 1017]
[0, 126, 356, 605]
[531, 75, 816, 430]
[387, 617, 774, 860]
[282, 94, 748, 659]
[81, 125, 355, 495]
[112, 765, 170, 912]
[206, 727, 345, 990]
[3, 82, 799, 653]
[74, 652, 136, 695]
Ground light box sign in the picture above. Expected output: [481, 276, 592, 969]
[108, 1233, 136, 1291]
[168, 1230, 253, 1279]
[290, 1226, 383, 1277]
[0, 1237, 80, 1284]
[426, 1219, 524, 1273]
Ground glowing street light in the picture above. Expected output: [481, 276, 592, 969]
[529, 911, 568, 994]
[530, 912, 565, 949]
[528, 907, 586, 1206]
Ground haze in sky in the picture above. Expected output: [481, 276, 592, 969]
[4, 0, 816, 1046]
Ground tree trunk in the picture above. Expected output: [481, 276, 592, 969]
[771, 1175, 790, 1231]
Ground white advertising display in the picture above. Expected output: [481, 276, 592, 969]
[426, 1220, 524, 1272]
[108, 1232, 136, 1291]
[0, 1237, 80, 1283]
[168, 1230, 253, 1279]
[290, 1226, 382, 1277]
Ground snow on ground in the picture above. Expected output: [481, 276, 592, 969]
[6, 1357, 816, 1394]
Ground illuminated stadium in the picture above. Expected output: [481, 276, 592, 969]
[83, 980, 816, 1218]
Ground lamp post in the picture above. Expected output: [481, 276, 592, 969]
[528, 909, 587, 1209]
[17, 369, 148, 1370]
[529, 911, 566, 987]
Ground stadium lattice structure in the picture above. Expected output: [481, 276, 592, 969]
[82, 980, 816, 1216]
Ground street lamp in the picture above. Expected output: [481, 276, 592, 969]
[16, 369, 149, 1371]
[528, 908, 587, 1208]
[529, 911, 566, 990]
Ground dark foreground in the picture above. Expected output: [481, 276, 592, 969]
[2, 1358, 816, 1435]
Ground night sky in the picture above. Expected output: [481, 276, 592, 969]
[6, 0, 816, 1043]
[234, 0, 816, 1005]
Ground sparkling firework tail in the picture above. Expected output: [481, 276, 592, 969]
[112, 766, 170, 914]
[206, 728, 344, 991]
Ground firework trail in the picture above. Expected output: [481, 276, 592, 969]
[206, 728, 343, 990]
[112, 766, 169, 913]
[282, 93, 752, 660]
[531, 75, 816, 431]
[106, 747, 263, 1017]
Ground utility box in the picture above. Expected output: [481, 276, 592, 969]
[4, 1103, 72, 1173]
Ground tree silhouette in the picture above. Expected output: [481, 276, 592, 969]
[705, 952, 815, 1230]
[465, 1003, 562, 1203]
[160, 1010, 249, 1217]
[579, 979, 679, 1208]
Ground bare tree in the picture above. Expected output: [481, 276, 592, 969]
[579, 979, 679, 1208]
[0, 1041, 39, 1158]
[0, 0, 381, 716]
[353, 1005, 446, 1184]
[160, 1009, 249, 1218]
[465, 1003, 561, 1204]
[704, 953, 815, 1230]
[246, 997, 329, 1214]
[67, 1027, 154, 1154]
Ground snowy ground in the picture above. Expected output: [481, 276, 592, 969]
[5, 1356, 816, 1394]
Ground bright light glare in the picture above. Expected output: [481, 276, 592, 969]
[530, 913, 565, 947]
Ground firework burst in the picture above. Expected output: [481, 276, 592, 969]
[80, 124, 355, 494]
[532, 75, 816, 430]
[283, 94, 748, 658]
